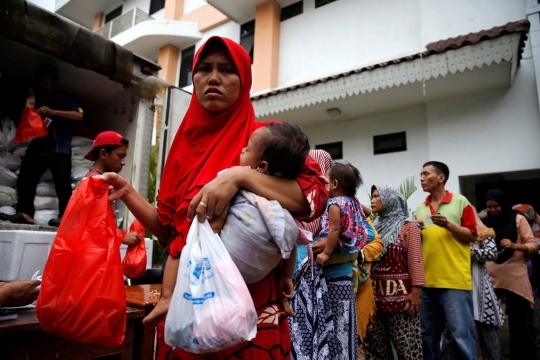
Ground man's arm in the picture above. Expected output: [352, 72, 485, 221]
[37, 107, 83, 121]
[431, 204, 478, 244]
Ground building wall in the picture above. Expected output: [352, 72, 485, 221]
[302, 105, 430, 211]
[277, 0, 526, 89]
[301, 59, 540, 211]
[184, 0, 207, 14]
[426, 59, 540, 193]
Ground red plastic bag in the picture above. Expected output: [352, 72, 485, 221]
[36, 177, 126, 348]
[13, 108, 48, 143]
[122, 220, 147, 278]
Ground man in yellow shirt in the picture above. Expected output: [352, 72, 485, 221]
[416, 161, 478, 360]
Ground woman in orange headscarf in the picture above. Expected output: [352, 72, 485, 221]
[100, 37, 327, 359]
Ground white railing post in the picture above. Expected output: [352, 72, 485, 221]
[108, 21, 113, 39]
[132, 8, 136, 27]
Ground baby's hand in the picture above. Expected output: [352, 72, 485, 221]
[279, 277, 296, 317]
[316, 253, 330, 266]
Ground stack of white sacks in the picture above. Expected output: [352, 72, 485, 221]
[0, 116, 94, 226]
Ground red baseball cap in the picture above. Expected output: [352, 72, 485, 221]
[84, 131, 129, 161]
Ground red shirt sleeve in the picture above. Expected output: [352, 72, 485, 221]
[293, 156, 329, 223]
[461, 204, 478, 237]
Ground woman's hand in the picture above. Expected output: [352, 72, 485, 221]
[95, 173, 130, 201]
[188, 167, 245, 223]
[406, 287, 421, 316]
[500, 239, 514, 249]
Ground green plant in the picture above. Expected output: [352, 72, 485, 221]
[146, 145, 164, 268]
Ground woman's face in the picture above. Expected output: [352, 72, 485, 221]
[371, 189, 384, 214]
[486, 200, 502, 217]
[193, 44, 241, 113]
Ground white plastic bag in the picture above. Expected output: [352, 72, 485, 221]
[165, 220, 257, 354]
[40, 169, 53, 182]
[0, 118, 16, 151]
[71, 136, 94, 147]
[13, 146, 28, 157]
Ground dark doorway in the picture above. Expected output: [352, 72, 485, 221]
[460, 169, 540, 211]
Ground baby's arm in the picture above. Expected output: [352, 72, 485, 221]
[316, 204, 341, 265]
[209, 201, 231, 234]
[279, 247, 296, 317]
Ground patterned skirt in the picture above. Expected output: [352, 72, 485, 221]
[155, 270, 291, 359]
[289, 261, 358, 360]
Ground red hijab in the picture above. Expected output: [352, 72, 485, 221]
[156, 36, 267, 251]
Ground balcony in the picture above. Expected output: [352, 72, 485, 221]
[55, 0, 122, 29]
[94, 8, 202, 60]
[207, 0, 299, 23]
[95, 8, 153, 40]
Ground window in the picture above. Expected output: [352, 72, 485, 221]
[240, 20, 255, 63]
[105, 6, 122, 24]
[373, 132, 407, 155]
[315, 0, 337, 8]
[281, 1, 303, 21]
[316, 141, 343, 160]
[179, 46, 195, 88]
[149, 0, 166, 15]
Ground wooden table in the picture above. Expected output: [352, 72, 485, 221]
[0, 307, 144, 360]
[125, 284, 161, 360]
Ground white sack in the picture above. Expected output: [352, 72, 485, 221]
[34, 196, 59, 210]
[0, 185, 17, 206]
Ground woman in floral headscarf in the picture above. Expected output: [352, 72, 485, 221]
[363, 185, 425, 360]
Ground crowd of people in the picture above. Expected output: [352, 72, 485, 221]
[2, 35, 540, 360]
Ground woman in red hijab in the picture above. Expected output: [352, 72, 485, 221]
[100, 37, 327, 359]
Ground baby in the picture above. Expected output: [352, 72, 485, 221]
[316, 163, 373, 287]
[143, 122, 310, 326]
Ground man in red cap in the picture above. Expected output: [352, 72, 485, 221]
[84, 131, 142, 246]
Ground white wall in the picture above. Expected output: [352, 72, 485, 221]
[278, 0, 423, 88]
[302, 105, 430, 212]
[420, 0, 526, 45]
[184, 0, 207, 14]
[276, 0, 527, 89]
[426, 59, 540, 194]
[195, 21, 240, 52]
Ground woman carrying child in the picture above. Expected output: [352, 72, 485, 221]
[99, 36, 327, 359]
[363, 185, 425, 360]
[293, 162, 369, 359]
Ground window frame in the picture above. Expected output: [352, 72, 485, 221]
[373, 131, 407, 155]
[315, 141, 343, 160]
[178, 46, 195, 88]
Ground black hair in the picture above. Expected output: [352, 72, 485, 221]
[423, 161, 450, 184]
[91, 138, 129, 160]
[258, 122, 310, 178]
[35, 64, 59, 81]
[330, 162, 363, 197]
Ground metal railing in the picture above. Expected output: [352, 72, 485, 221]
[95, 8, 153, 40]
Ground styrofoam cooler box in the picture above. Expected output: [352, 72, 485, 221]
[0, 231, 155, 282]
[119, 238, 154, 272]
[0, 230, 56, 282]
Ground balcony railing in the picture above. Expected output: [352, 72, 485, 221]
[95, 8, 153, 40]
